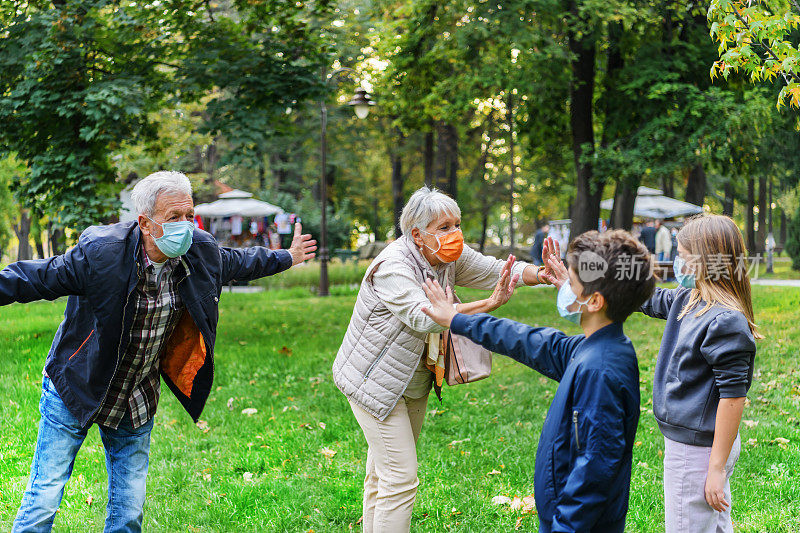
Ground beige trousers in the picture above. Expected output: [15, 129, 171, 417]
[349, 394, 429, 533]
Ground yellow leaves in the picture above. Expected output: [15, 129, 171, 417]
[492, 494, 537, 514]
[319, 447, 337, 459]
[771, 437, 790, 448]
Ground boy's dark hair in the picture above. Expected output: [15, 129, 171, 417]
[566, 230, 656, 323]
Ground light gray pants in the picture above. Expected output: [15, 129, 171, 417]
[350, 395, 429, 533]
[664, 435, 741, 533]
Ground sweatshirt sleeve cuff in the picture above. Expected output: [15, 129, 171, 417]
[450, 313, 470, 335]
[718, 385, 748, 398]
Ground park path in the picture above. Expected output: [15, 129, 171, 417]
[751, 279, 800, 287]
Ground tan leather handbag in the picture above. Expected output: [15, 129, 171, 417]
[442, 328, 492, 386]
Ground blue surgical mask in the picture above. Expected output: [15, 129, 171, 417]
[556, 280, 591, 324]
[147, 217, 194, 258]
[673, 255, 696, 288]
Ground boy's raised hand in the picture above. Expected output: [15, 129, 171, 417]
[540, 236, 568, 288]
[421, 279, 458, 328]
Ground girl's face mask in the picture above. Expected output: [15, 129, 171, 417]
[421, 228, 464, 263]
[673, 255, 696, 289]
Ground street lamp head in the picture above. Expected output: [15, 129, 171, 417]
[348, 87, 375, 119]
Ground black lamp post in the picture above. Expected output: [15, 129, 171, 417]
[319, 67, 375, 296]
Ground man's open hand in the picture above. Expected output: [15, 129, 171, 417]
[288, 223, 317, 266]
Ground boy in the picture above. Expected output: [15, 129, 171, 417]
[421, 230, 655, 532]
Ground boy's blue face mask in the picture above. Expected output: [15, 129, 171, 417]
[673, 255, 696, 288]
[556, 280, 591, 324]
[147, 216, 193, 258]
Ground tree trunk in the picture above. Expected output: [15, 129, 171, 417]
[14, 210, 32, 261]
[756, 176, 767, 253]
[435, 122, 458, 199]
[722, 180, 735, 217]
[50, 226, 66, 255]
[780, 210, 788, 249]
[661, 174, 675, 199]
[448, 124, 458, 200]
[685, 163, 706, 206]
[568, 14, 600, 240]
[746, 177, 755, 253]
[391, 130, 405, 238]
[609, 179, 638, 230]
[479, 207, 489, 254]
[507, 92, 516, 249]
[32, 222, 45, 259]
[423, 128, 434, 188]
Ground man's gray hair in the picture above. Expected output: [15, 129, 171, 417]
[399, 186, 461, 235]
[130, 171, 193, 217]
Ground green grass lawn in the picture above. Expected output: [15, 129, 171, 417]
[1, 284, 799, 532]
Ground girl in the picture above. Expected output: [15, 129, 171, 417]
[639, 214, 761, 532]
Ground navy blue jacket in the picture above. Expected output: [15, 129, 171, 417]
[0, 221, 292, 427]
[450, 314, 640, 533]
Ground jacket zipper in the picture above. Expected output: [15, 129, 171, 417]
[92, 263, 141, 419]
[573, 410, 581, 451]
[363, 346, 388, 382]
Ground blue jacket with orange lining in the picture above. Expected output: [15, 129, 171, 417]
[0, 221, 292, 427]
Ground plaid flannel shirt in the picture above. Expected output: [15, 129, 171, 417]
[92, 249, 186, 429]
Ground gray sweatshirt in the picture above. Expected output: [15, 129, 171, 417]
[641, 287, 757, 446]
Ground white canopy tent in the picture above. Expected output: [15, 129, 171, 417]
[194, 189, 284, 218]
[600, 186, 703, 219]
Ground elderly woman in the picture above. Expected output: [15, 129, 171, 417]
[333, 187, 552, 532]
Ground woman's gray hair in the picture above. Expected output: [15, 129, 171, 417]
[399, 186, 461, 235]
[130, 171, 193, 217]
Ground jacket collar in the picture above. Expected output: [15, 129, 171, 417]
[584, 321, 625, 342]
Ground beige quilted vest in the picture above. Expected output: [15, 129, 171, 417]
[332, 236, 454, 421]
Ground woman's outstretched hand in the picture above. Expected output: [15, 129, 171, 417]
[540, 236, 568, 289]
[486, 254, 520, 311]
[421, 279, 458, 328]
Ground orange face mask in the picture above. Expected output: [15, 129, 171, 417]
[422, 228, 464, 263]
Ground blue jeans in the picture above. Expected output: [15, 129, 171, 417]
[12, 376, 154, 533]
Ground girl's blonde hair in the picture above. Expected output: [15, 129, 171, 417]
[677, 214, 763, 339]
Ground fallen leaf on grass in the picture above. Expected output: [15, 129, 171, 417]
[86, 495, 93, 506]
[492, 496, 511, 506]
[241, 408, 258, 416]
[279, 346, 293, 357]
[448, 438, 471, 447]
[282, 405, 299, 413]
[772, 437, 790, 448]
[227, 397, 234, 410]
[318, 422, 326, 430]
[487, 469, 501, 476]
[748, 438, 758, 447]
[743, 419, 759, 429]
[196, 420, 210, 433]
[243, 472, 254, 482]
[509, 497, 524, 511]
[319, 447, 337, 459]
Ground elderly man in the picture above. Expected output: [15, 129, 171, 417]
[1, 171, 316, 533]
